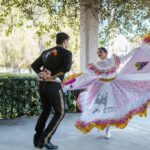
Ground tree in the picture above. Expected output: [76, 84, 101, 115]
[0, 0, 150, 70]
[0, 0, 80, 71]
[97, 0, 150, 44]
[1, 0, 149, 40]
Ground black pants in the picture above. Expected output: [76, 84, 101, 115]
[35, 81, 65, 144]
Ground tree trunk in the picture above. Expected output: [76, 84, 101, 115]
[80, 0, 99, 72]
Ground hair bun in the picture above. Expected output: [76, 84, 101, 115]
[98, 47, 108, 53]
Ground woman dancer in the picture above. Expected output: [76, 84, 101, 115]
[64, 34, 150, 139]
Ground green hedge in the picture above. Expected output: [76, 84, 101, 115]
[0, 73, 79, 119]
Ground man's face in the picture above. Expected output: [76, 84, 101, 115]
[64, 39, 69, 49]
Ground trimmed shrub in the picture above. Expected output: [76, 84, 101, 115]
[0, 73, 79, 119]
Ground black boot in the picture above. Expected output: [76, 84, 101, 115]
[42, 141, 58, 149]
[33, 133, 43, 148]
[39, 133, 58, 149]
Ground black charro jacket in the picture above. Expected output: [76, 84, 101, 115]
[31, 46, 72, 81]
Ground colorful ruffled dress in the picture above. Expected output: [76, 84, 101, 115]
[64, 35, 150, 134]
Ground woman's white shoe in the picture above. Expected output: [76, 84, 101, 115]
[105, 126, 111, 139]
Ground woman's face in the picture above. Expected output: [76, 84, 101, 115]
[97, 49, 107, 60]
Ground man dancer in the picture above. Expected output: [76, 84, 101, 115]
[31, 32, 72, 149]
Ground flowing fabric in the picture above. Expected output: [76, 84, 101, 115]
[63, 34, 150, 134]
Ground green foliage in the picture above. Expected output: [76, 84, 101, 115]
[0, 0, 80, 39]
[0, 0, 150, 69]
[1, 0, 150, 39]
[0, 0, 80, 71]
[0, 73, 36, 78]
[0, 73, 79, 119]
[0, 27, 42, 69]
[98, 0, 150, 44]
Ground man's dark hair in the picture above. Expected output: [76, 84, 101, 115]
[98, 47, 108, 53]
[56, 32, 70, 45]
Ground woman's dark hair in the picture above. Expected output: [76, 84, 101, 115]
[56, 32, 70, 45]
[98, 47, 108, 53]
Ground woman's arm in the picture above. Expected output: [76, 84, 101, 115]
[63, 65, 98, 91]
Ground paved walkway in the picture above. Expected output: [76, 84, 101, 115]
[0, 112, 150, 150]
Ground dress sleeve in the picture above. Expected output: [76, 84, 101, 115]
[119, 48, 137, 63]
[63, 64, 98, 91]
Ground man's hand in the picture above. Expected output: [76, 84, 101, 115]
[39, 71, 45, 79]
[39, 69, 51, 80]
[44, 69, 51, 80]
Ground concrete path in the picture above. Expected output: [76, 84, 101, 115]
[0, 112, 150, 150]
